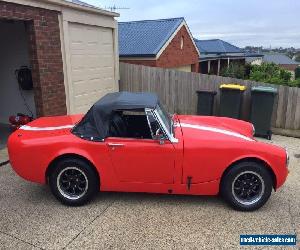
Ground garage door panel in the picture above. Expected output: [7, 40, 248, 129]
[73, 78, 113, 96]
[72, 68, 112, 83]
[74, 88, 114, 110]
[101, 57, 114, 67]
[68, 22, 116, 114]
[98, 43, 114, 53]
[70, 42, 85, 51]
[101, 30, 114, 42]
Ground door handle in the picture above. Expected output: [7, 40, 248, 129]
[107, 143, 124, 147]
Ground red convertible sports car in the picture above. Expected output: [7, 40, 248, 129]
[8, 92, 289, 211]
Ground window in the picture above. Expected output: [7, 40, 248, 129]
[180, 36, 184, 49]
[155, 104, 172, 135]
[108, 109, 159, 140]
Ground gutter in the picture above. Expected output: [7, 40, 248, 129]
[11, 0, 120, 17]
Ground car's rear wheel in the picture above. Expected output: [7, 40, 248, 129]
[221, 161, 273, 211]
[49, 158, 99, 206]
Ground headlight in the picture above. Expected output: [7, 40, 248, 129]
[251, 124, 255, 137]
[285, 149, 289, 167]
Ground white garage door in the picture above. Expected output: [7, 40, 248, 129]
[68, 23, 116, 114]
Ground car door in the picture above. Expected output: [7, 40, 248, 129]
[106, 137, 175, 183]
[105, 110, 176, 184]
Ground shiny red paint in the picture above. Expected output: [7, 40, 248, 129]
[8, 114, 288, 196]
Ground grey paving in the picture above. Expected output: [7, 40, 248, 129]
[0, 135, 299, 249]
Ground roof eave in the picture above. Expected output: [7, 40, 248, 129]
[39, 0, 120, 17]
[199, 54, 247, 62]
[155, 20, 200, 59]
[120, 54, 156, 58]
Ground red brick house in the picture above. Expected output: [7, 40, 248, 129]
[118, 18, 200, 72]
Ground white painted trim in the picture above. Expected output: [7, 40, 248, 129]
[62, 19, 75, 114]
[20, 125, 74, 131]
[3, 0, 119, 17]
[180, 123, 254, 142]
[156, 21, 200, 60]
[120, 57, 156, 61]
[58, 13, 70, 114]
[113, 19, 120, 90]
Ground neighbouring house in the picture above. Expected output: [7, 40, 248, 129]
[245, 53, 264, 65]
[262, 54, 300, 79]
[118, 17, 200, 72]
[0, 0, 119, 147]
[194, 39, 246, 75]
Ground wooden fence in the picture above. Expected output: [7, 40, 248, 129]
[119, 63, 300, 134]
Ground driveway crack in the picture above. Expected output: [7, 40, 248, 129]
[288, 199, 297, 236]
[0, 230, 44, 249]
[62, 198, 116, 249]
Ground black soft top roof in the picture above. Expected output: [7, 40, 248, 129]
[72, 92, 159, 141]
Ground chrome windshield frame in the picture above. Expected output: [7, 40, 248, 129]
[145, 107, 178, 144]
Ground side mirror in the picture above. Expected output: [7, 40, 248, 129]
[154, 133, 166, 145]
[154, 128, 166, 144]
[158, 134, 165, 145]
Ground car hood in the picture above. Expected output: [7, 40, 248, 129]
[177, 115, 255, 141]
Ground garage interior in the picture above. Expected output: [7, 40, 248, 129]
[0, 19, 36, 149]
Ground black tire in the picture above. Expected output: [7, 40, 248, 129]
[221, 161, 273, 211]
[49, 158, 99, 206]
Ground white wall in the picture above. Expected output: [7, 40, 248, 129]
[0, 21, 36, 124]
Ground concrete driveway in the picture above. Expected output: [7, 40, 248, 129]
[0, 135, 299, 249]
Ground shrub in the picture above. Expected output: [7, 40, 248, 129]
[249, 63, 292, 85]
[220, 63, 245, 79]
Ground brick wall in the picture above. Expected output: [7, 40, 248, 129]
[280, 64, 298, 71]
[120, 25, 199, 72]
[157, 25, 199, 72]
[0, 2, 67, 117]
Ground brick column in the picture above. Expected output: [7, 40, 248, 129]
[0, 2, 67, 117]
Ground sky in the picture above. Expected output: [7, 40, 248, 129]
[83, 0, 300, 48]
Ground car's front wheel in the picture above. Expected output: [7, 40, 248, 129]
[49, 158, 99, 206]
[221, 161, 273, 211]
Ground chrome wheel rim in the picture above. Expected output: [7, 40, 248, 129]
[57, 167, 88, 200]
[232, 171, 265, 206]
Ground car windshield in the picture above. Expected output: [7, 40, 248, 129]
[156, 103, 172, 135]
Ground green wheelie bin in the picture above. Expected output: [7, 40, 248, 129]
[196, 90, 217, 116]
[250, 86, 278, 140]
[219, 84, 246, 119]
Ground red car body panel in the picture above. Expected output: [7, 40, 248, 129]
[8, 114, 288, 196]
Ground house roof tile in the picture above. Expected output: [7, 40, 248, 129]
[263, 54, 299, 65]
[194, 39, 243, 54]
[118, 17, 185, 57]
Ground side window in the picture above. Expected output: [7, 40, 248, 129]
[108, 109, 152, 139]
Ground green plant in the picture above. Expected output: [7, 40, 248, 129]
[288, 78, 300, 87]
[249, 63, 292, 85]
[220, 63, 245, 79]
